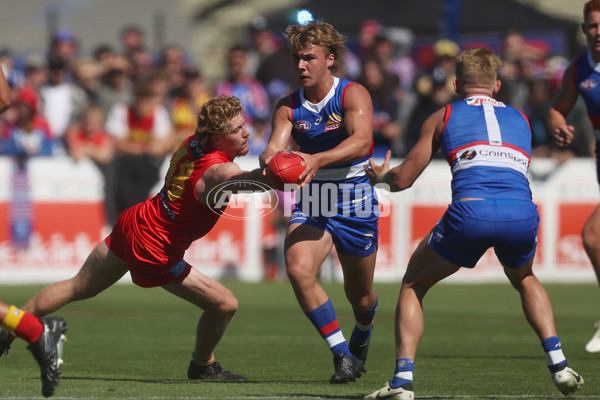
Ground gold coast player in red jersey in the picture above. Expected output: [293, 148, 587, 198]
[2, 96, 267, 381]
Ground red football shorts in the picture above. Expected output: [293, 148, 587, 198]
[105, 204, 192, 288]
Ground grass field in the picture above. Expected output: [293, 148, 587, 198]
[0, 281, 598, 399]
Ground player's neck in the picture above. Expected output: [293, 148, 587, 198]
[590, 49, 600, 64]
[303, 75, 334, 103]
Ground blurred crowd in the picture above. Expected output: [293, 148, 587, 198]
[0, 20, 594, 228]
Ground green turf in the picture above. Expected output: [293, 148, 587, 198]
[0, 281, 598, 399]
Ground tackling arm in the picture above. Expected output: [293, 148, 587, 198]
[195, 162, 267, 207]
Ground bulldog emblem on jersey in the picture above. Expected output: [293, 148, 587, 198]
[325, 113, 343, 132]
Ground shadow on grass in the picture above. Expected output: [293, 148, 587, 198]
[63, 376, 249, 384]
[62, 376, 344, 385]
[61, 377, 371, 398]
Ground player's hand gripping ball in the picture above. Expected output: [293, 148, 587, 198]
[266, 152, 306, 190]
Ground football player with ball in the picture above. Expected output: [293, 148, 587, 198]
[260, 20, 379, 383]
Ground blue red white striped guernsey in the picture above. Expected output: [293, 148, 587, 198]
[289, 76, 374, 182]
[439, 95, 533, 201]
[574, 51, 600, 132]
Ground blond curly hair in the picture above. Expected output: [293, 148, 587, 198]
[195, 95, 244, 150]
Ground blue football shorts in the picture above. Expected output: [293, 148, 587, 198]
[427, 199, 539, 269]
[289, 181, 379, 256]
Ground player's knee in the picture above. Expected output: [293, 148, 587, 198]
[582, 226, 600, 252]
[285, 261, 311, 283]
[349, 294, 373, 312]
[217, 292, 238, 316]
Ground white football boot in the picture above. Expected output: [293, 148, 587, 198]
[364, 381, 414, 400]
[585, 320, 600, 354]
[551, 365, 584, 396]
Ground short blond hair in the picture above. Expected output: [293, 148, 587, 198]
[284, 21, 346, 73]
[195, 96, 244, 150]
[455, 48, 502, 87]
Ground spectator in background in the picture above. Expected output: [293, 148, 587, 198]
[93, 44, 117, 64]
[497, 56, 529, 111]
[356, 20, 382, 61]
[247, 16, 298, 95]
[430, 39, 459, 89]
[128, 48, 155, 84]
[48, 28, 79, 73]
[158, 44, 187, 94]
[213, 44, 270, 137]
[120, 24, 147, 61]
[95, 55, 132, 116]
[149, 68, 171, 107]
[72, 56, 105, 104]
[40, 56, 87, 147]
[2, 96, 57, 157]
[404, 69, 456, 156]
[359, 58, 402, 157]
[0, 48, 25, 88]
[65, 104, 114, 225]
[104, 80, 173, 224]
[372, 28, 417, 92]
[170, 66, 210, 146]
[246, 15, 282, 76]
[403, 39, 460, 155]
[65, 104, 114, 168]
[22, 54, 48, 92]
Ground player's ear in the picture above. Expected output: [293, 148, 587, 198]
[452, 78, 459, 94]
[327, 53, 335, 68]
[492, 79, 501, 95]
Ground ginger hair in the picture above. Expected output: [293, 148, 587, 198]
[195, 95, 243, 150]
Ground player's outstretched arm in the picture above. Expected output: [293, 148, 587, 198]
[195, 162, 267, 206]
[547, 63, 577, 148]
[366, 107, 442, 192]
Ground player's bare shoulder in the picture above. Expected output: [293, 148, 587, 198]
[344, 82, 373, 109]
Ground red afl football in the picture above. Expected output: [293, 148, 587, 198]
[266, 152, 306, 190]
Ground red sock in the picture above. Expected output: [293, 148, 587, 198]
[14, 312, 44, 344]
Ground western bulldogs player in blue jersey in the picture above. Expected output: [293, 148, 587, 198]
[549, 0, 600, 355]
[260, 21, 378, 383]
[365, 48, 583, 400]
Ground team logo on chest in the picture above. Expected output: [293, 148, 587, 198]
[580, 79, 598, 90]
[325, 113, 343, 132]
